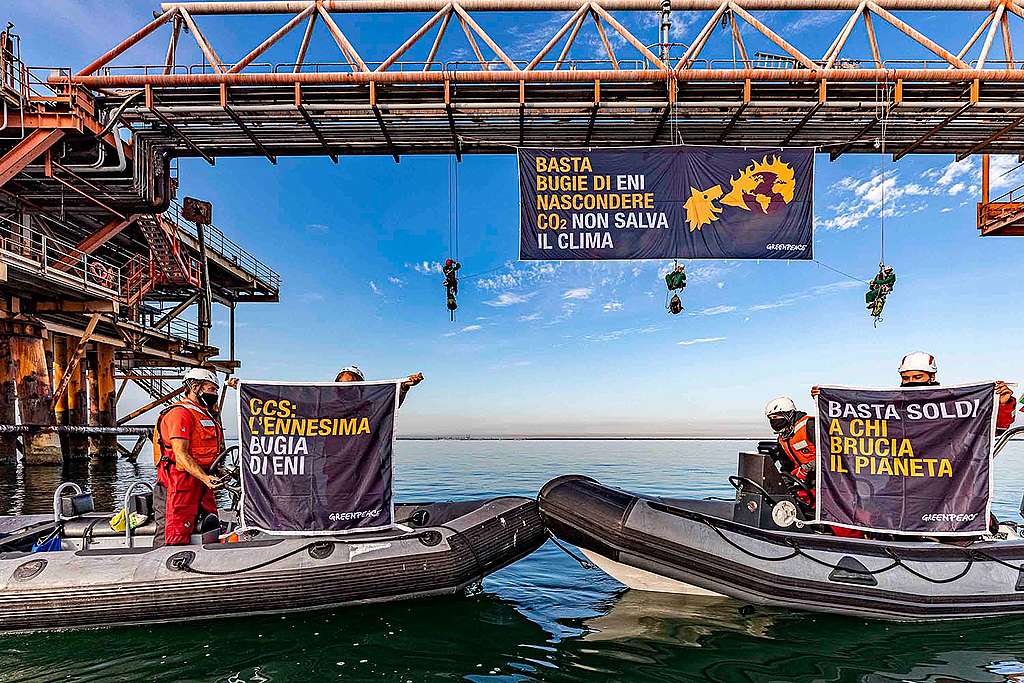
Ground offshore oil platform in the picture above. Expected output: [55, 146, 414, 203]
[0, 28, 279, 465]
[4, 0, 1024, 465]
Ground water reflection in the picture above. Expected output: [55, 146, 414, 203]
[3, 440, 1024, 682]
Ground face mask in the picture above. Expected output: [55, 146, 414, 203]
[769, 416, 790, 433]
[199, 392, 219, 412]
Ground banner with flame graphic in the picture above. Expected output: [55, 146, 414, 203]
[519, 145, 813, 260]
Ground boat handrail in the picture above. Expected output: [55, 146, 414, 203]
[122, 481, 154, 549]
[52, 482, 84, 524]
[995, 426, 1024, 457]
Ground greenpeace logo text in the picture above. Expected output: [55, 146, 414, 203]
[329, 509, 382, 522]
[920, 512, 979, 523]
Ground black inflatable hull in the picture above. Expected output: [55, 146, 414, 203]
[540, 475, 1024, 622]
[0, 497, 544, 632]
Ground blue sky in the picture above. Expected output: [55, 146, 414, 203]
[12, 2, 1024, 435]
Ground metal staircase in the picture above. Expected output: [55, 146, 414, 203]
[126, 216, 202, 306]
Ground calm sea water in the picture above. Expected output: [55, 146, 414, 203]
[2, 439, 1024, 682]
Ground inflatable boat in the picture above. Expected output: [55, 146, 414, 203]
[0, 483, 544, 632]
[539, 434, 1024, 622]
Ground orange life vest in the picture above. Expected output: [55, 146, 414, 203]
[152, 398, 224, 470]
[778, 415, 815, 469]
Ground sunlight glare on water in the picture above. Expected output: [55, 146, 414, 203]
[2, 439, 1024, 682]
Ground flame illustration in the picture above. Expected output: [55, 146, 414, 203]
[721, 155, 796, 214]
[684, 185, 724, 231]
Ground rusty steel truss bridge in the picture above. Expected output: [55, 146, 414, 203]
[63, 0, 1024, 165]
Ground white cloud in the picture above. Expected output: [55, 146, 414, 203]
[603, 301, 624, 312]
[483, 292, 538, 307]
[519, 312, 542, 322]
[562, 287, 593, 300]
[306, 223, 329, 235]
[410, 261, 444, 275]
[749, 280, 862, 312]
[369, 281, 382, 296]
[585, 325, 662, 343]
[461, 324, 482, 333]
[693, 305, 736, 316]
[678, 336, 726, 346]
[299, 291, 324, 303]
[476, 262, 559, 291]
[387, 276, 404, 286]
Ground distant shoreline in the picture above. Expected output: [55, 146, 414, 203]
[397, 436, 765, 441]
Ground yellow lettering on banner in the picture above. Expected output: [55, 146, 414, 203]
[829, 419, 843, 436]
[830, 435, 842, 452]
[358, 417, 371, 434]
[911, 459, 923, 477]
[855, 456, 869, 473]
[893, 458, 909, 477]
[938, 459, 953, 477]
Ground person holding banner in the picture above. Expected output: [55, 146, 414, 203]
[812, 351, 1017, 432]
[334, 365, 424, 407]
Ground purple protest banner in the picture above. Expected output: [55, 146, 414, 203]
[519, 144, 814, 260]
[815, 383, 997, 536]
[238, 381, 398, 535]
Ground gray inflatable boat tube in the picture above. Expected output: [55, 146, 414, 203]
[539, 475, 1024, 622]
[0, 497, 544, 632]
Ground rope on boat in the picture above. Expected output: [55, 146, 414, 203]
[546, 531, 596, 570]
[680, 506, 1003, 585]
[177, 531, 433, 577]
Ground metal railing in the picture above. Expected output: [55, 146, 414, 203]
[0, 214, 122, 297]
[164, 200, 281, 292]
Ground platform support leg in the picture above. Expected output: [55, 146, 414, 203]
[11, 317, 61, 464]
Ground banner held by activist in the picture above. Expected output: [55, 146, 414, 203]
[237, 380, 399, 536]
[814, 383, 997, 536]
[519, 144, 814, 261]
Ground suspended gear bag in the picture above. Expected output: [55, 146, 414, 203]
[668, 293, 683, 315]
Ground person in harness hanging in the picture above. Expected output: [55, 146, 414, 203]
[764, 396, 865, 538]
[152, 367, 226, 547]
[865, 264, 896, 318]
[443, 259, 461, 317]
[665, 262, 686, 315]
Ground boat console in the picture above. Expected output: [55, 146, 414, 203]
[730, 442, 814, 532]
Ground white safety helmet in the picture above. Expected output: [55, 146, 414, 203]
[764, 396, 797, 418]
[183, 367, 219, 388]
[337, 365, 365, 381]
[899, 352, 937, 374]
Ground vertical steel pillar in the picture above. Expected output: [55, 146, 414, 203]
[0, 319, 17, 463]
[982, 153, 990, 204]
[64, 337, 90, 459]
[52, 333, 70, 457]
[11, 317, 61, 464]
[87, 344, 117, 458]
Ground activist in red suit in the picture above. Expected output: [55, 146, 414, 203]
[896, 352, 1016, 432]
[152, 368, 226, 547]
[810, 352, 1017, 432]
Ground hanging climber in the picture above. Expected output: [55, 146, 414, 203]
[443, 258, 461, 320]
[865, 264, 896, 323]
[665, 261, 686, 315]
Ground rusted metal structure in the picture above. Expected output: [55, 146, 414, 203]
[57, 0, 1024, 235]
[0, 28, 279, 464]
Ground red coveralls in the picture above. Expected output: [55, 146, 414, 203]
[154, 398, 223, 545]
[778, 415, 865, 539]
